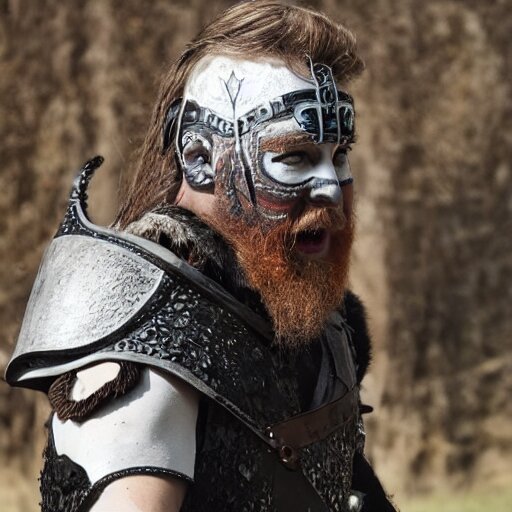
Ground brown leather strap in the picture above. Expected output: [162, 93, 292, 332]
[265, 386, 358, 468]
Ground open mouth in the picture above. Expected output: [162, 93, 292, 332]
[294, 228, 330, 255]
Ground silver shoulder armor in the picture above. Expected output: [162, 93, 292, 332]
[6, 157, 271, 390]
[9, 234, 164, 371]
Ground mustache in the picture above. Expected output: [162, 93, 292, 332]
[289, 207, 346, 235]
[254, 207, 348, 258]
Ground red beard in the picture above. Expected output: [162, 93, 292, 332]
[207, 203, 354, 347]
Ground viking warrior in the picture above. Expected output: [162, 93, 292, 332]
[6, 2, 397, 511]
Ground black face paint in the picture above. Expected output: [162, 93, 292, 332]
[169, 88, 354, 148]
[294, 62, 355, 144]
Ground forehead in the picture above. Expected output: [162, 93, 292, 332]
[184, 55, 316, 120]
[258, 118, 316, 152]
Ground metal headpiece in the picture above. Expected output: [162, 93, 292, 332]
[162, 62, 355, 152]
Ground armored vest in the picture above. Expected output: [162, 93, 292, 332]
[6, 158, 363, 512]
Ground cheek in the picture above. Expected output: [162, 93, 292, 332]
[175, 177, 218, 218]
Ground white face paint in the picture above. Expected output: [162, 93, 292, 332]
[261, 146, 351, 183]
[183, 55, 315, 120]
[257, 118, 352, 187]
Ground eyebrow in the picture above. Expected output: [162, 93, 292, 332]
[259, 132, 316, 153]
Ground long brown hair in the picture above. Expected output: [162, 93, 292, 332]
[115, 1, 364, 228]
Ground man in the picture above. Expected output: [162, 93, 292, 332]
[6, 2, 397, 511]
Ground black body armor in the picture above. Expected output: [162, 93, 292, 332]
[6, 158, 395, 512]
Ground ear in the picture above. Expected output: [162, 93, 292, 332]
[180, 131, 215, 191]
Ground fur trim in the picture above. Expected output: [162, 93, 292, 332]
[344, 290, 372, 384]
[124, 205, 248, 290]
[124, 206, 220, 265]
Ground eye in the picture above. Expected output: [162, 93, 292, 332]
[271, 151, 309, 166]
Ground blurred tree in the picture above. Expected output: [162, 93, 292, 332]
[0, 1, 510, 509]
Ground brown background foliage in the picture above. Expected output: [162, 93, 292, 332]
[1, 0, 511, 509]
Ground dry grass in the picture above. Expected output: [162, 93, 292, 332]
[402, 488, 512, 512]
[0, 469, 39, 512]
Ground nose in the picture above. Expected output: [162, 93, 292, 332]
[305, 151, 342, 207]
[308, 180, 342, 207]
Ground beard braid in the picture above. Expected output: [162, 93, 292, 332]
[207, 200, 355, 347]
